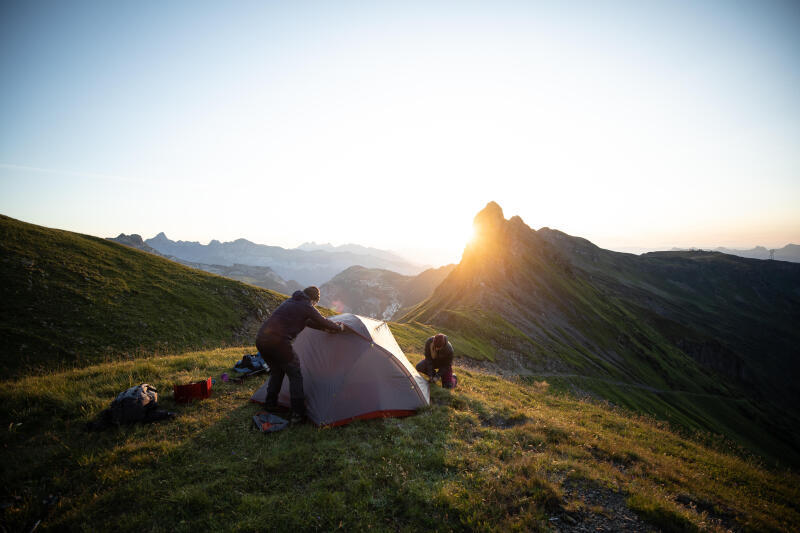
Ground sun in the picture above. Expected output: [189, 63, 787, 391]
[465, 225, 479, 247]
[446, 223, 479, 258]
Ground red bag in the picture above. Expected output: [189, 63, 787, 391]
[173, 377, 212, 403]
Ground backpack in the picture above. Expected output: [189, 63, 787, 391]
[87, 383, 173, 431]
[110, 383, 159, 424]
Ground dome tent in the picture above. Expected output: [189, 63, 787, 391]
[251, 313, 430, 426]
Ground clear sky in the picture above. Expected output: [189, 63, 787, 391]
[2, 0, 798, 266]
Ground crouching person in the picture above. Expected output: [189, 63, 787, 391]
[255, 286, 344, 424]
[416, 333, 457, 389]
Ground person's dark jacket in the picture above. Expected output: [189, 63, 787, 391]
[424, 336, 454, 368]
[256, 290, 342, 345]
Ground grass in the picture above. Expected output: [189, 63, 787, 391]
[531, 375, 794, 464]
[392, 308, 537, 362]
[396, 237, 800, 468]
[0, 214, 285, 376]
[2, 346, 798, 532]
[3, 213, 800, 530]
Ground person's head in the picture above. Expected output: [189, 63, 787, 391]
[433, 333, 447, 350]
[303, 286, 321, 305]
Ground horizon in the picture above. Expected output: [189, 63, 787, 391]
[3, 208, 797, 269]
[2, 1, 799, 264]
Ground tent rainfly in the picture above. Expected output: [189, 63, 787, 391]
[251, 313, 430, 426]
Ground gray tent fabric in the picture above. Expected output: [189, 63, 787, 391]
[251, 313, 430, 426]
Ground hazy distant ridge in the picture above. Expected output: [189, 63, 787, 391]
[296, 241, 415, 265]
[144, 232, 425, 286]
[108, 234, 302, 295]
[672, 243, 800, 262]
[320, 264, 456, 320]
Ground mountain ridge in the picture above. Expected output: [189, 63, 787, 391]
[108, 233, 302, 295]
[296, 241, 421, 266]
[319, 263, 456, 320]
[671, 243, 800, 262]
[401, 202, 800, 465]
[144, 232, 425, 285]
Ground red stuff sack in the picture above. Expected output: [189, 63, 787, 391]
[173, 377, 212, 403]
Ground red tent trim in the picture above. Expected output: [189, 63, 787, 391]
[248, 400, 417, 427]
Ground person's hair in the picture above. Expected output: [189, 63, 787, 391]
[433, 333, 447, 349]
[303, 286, 321, 301]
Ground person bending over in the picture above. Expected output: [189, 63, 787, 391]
[255, 286, 344, 424]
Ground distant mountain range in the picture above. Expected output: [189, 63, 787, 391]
[142, 232, 424, 286]
[108, 234, 302, 295]
[110, 233, 453, 317]
[400, 202, 800, 465]
[319, 264, 456, 320]
[296, 241, 419, 266]
[672, 244, 800, 262]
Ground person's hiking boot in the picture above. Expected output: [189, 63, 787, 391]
[289, 412, 307, 426]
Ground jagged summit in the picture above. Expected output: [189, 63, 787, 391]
[459, 202, 544, 287]
[108, 233, 159, 255]
[115, 233, 145, 246]
[473, 200, 504, 225]
[400, 202, 800, 464]
[471, 201, 507, 244]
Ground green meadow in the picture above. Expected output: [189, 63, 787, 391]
[2, 341, 799, 532]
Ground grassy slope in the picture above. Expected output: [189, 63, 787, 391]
[1, 340, 798, 532]
[405, 297, 800, 467]
[2, 213, 798, 530]
[399, 227, 800, 467]
[397, 301, 800, 467]
[0, 215, 284, 375]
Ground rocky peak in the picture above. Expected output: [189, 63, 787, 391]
[455, 202, 520, 288]
[472, 201, 505, 239]
[115, 233, 145, 246]
[108, 233, 158, 254]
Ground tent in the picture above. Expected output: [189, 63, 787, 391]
[251, 313, 430, 426]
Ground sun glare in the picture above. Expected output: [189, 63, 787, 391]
[449, 224, 479, 257]
[465, 225, 478, 247]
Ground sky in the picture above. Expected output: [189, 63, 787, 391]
[1, 0, 799, 266]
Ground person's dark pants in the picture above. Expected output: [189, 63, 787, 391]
[257, 336, 305, 415]
[416, 359, 455, 388]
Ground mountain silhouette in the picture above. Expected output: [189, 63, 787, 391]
[401, 202, 800, 465]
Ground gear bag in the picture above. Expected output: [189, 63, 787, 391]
[111, 383, 159, 424]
